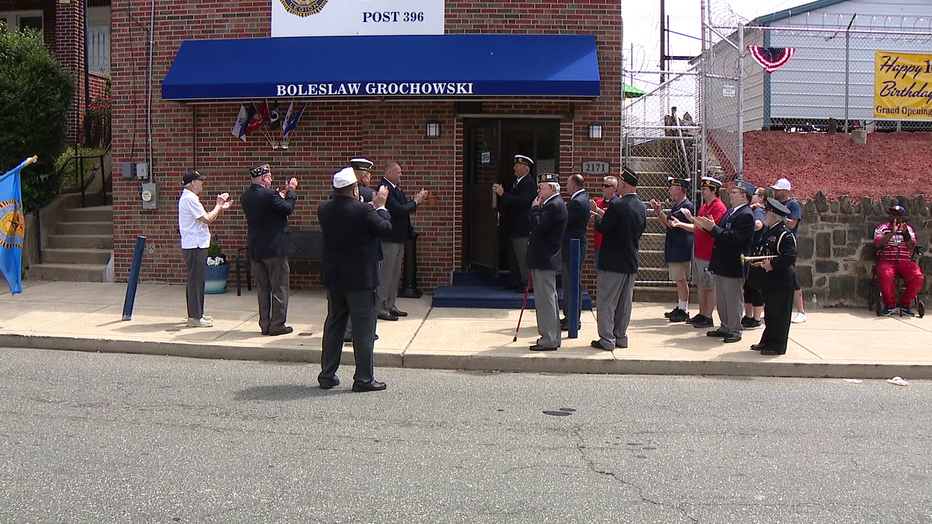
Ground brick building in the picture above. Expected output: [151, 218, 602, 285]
[1, 0, 111, 144]
[111, 0, 622, 292]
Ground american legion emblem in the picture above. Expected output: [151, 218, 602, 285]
[280, 0, 329, 17]
[0, 199, 25, 249]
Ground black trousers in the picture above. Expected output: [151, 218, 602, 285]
[320, 288, 379, 385]
[182, 247, 207, 319]
[761, 287, 794, 353]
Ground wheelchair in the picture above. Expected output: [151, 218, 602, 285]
[868, 244, 925, 318]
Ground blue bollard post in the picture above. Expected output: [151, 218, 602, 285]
[568, 238, 580, 339]
[122, 235, 147, 321]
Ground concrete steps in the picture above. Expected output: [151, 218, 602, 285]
[41, 248, 112, 265]
[27, 205, 113, 283]
[27, 263, 110, 282]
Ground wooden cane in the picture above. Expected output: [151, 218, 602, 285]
[513, 272, 534, 342]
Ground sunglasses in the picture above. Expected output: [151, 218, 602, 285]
[602, 184, 615, 188]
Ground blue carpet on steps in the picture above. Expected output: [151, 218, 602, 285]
[432, 271, 593, 310]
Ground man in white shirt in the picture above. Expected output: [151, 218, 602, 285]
[178, 170, 231, 327]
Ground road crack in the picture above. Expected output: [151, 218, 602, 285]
[572, 426, 698, 523]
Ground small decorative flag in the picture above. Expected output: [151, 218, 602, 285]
[231, 104, 255, 141]
[246, 102, 267, 132]
[748, 46, 796, 73]
[282, 103, 307, 138]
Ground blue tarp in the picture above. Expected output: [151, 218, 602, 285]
[161, 34, 601, 101]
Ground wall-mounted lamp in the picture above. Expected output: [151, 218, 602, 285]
[426, 120, 441, 139]
[588, 122, 603, 140]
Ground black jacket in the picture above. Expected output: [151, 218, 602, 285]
[377, 177, 418, 243]
[708, 204, 755, 278]
[749, 221, 798, 290]
[499, 174, 537, 238]
[562, 189, 591, 260]
[527, 194, 568, 270]
[240, 183, 296, 260]
[358, 184, 375, 203]
[317, 197, 392, 293]
[595, 193, 647, 274]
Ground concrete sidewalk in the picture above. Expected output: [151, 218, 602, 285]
[1, 281, 930, 379]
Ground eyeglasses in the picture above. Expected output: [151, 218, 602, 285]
[602, 184, 615, 188]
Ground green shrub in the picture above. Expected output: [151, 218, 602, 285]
[0, 28, 74, 211]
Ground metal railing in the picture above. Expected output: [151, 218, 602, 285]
[32, 141, 112, 264]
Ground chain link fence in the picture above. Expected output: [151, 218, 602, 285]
[623, 13, 932, 287]
[623, 69, 700, 285]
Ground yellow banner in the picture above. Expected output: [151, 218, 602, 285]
[875, 51, 932, 120]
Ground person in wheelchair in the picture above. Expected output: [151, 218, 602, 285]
[873, 205, 925, 316]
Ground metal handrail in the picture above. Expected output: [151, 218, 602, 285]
[31, 140, 113, 265]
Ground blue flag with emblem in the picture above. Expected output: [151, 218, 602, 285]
[0, 157, 34, 295]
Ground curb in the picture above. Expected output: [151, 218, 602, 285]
[2, 333, 931, 380]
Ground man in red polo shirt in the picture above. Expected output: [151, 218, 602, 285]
[591, 175, 618, 268]
[670, 176, 727, 328]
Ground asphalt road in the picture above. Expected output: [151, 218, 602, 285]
[0, 347, 930, 523]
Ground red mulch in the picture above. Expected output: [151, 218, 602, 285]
[742, 130, 932, 203]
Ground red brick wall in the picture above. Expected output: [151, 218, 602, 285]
[52, 0, 86, 144]
[110, 0, 621, 292]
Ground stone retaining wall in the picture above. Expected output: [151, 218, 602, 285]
[798, 193, 931, 308]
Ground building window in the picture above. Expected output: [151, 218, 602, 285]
[0, 11, 44, 33]
[88, 6, 110, 75]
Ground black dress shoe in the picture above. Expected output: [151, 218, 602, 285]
[352, 380, 387, 392]
[377, 312, 399, 321]
[723, 334, 742, 343]
[693, 316, 714, 328]
[530, 344, 559, 351]
[266, 326, 294, 336]
[706, 329, 728, 337]
[760, 348, 786, 355]
[590, 340, 612, 351]
[318, 377, 340, 390]
[750, 343, 767, 351]
[389, 307, 408, 317]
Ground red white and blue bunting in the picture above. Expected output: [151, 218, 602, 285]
[748, 46, 796, 73]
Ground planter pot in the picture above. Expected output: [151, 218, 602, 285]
[205, 263, 230, 294]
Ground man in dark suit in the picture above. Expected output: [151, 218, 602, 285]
[342, 157, 378, 342]
[377, 161, 428, 321]
[749, 198, 797, 356]
[350, 158, 376, 202]
[240, 162, 298, 336]
[590, 167, 647, 350]
[317, 167, 393, 392]
[693, 179, 756, 343]
[493, 155, 537, 290]
[527, 173, 568, 351]
[560, 174, 590, 331]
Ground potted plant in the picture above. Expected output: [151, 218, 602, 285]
[204, 236, 230, 294]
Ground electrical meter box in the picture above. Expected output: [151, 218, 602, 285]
[140, 182, 158, 210]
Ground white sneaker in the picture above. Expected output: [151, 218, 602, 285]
[202, 315, 213, 322]
[186, 317, 214, 327]
[791, 312, 808, 324]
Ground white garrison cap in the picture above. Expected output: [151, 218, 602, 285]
[333, 167, 358, 189]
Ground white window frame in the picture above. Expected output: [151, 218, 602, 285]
[0, 10, 44, 34]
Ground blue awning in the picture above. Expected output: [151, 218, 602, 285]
[161, 34, 601, 101]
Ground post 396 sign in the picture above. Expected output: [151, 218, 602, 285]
[874, 51, 932, 120]
[272, 0, 444, 37]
